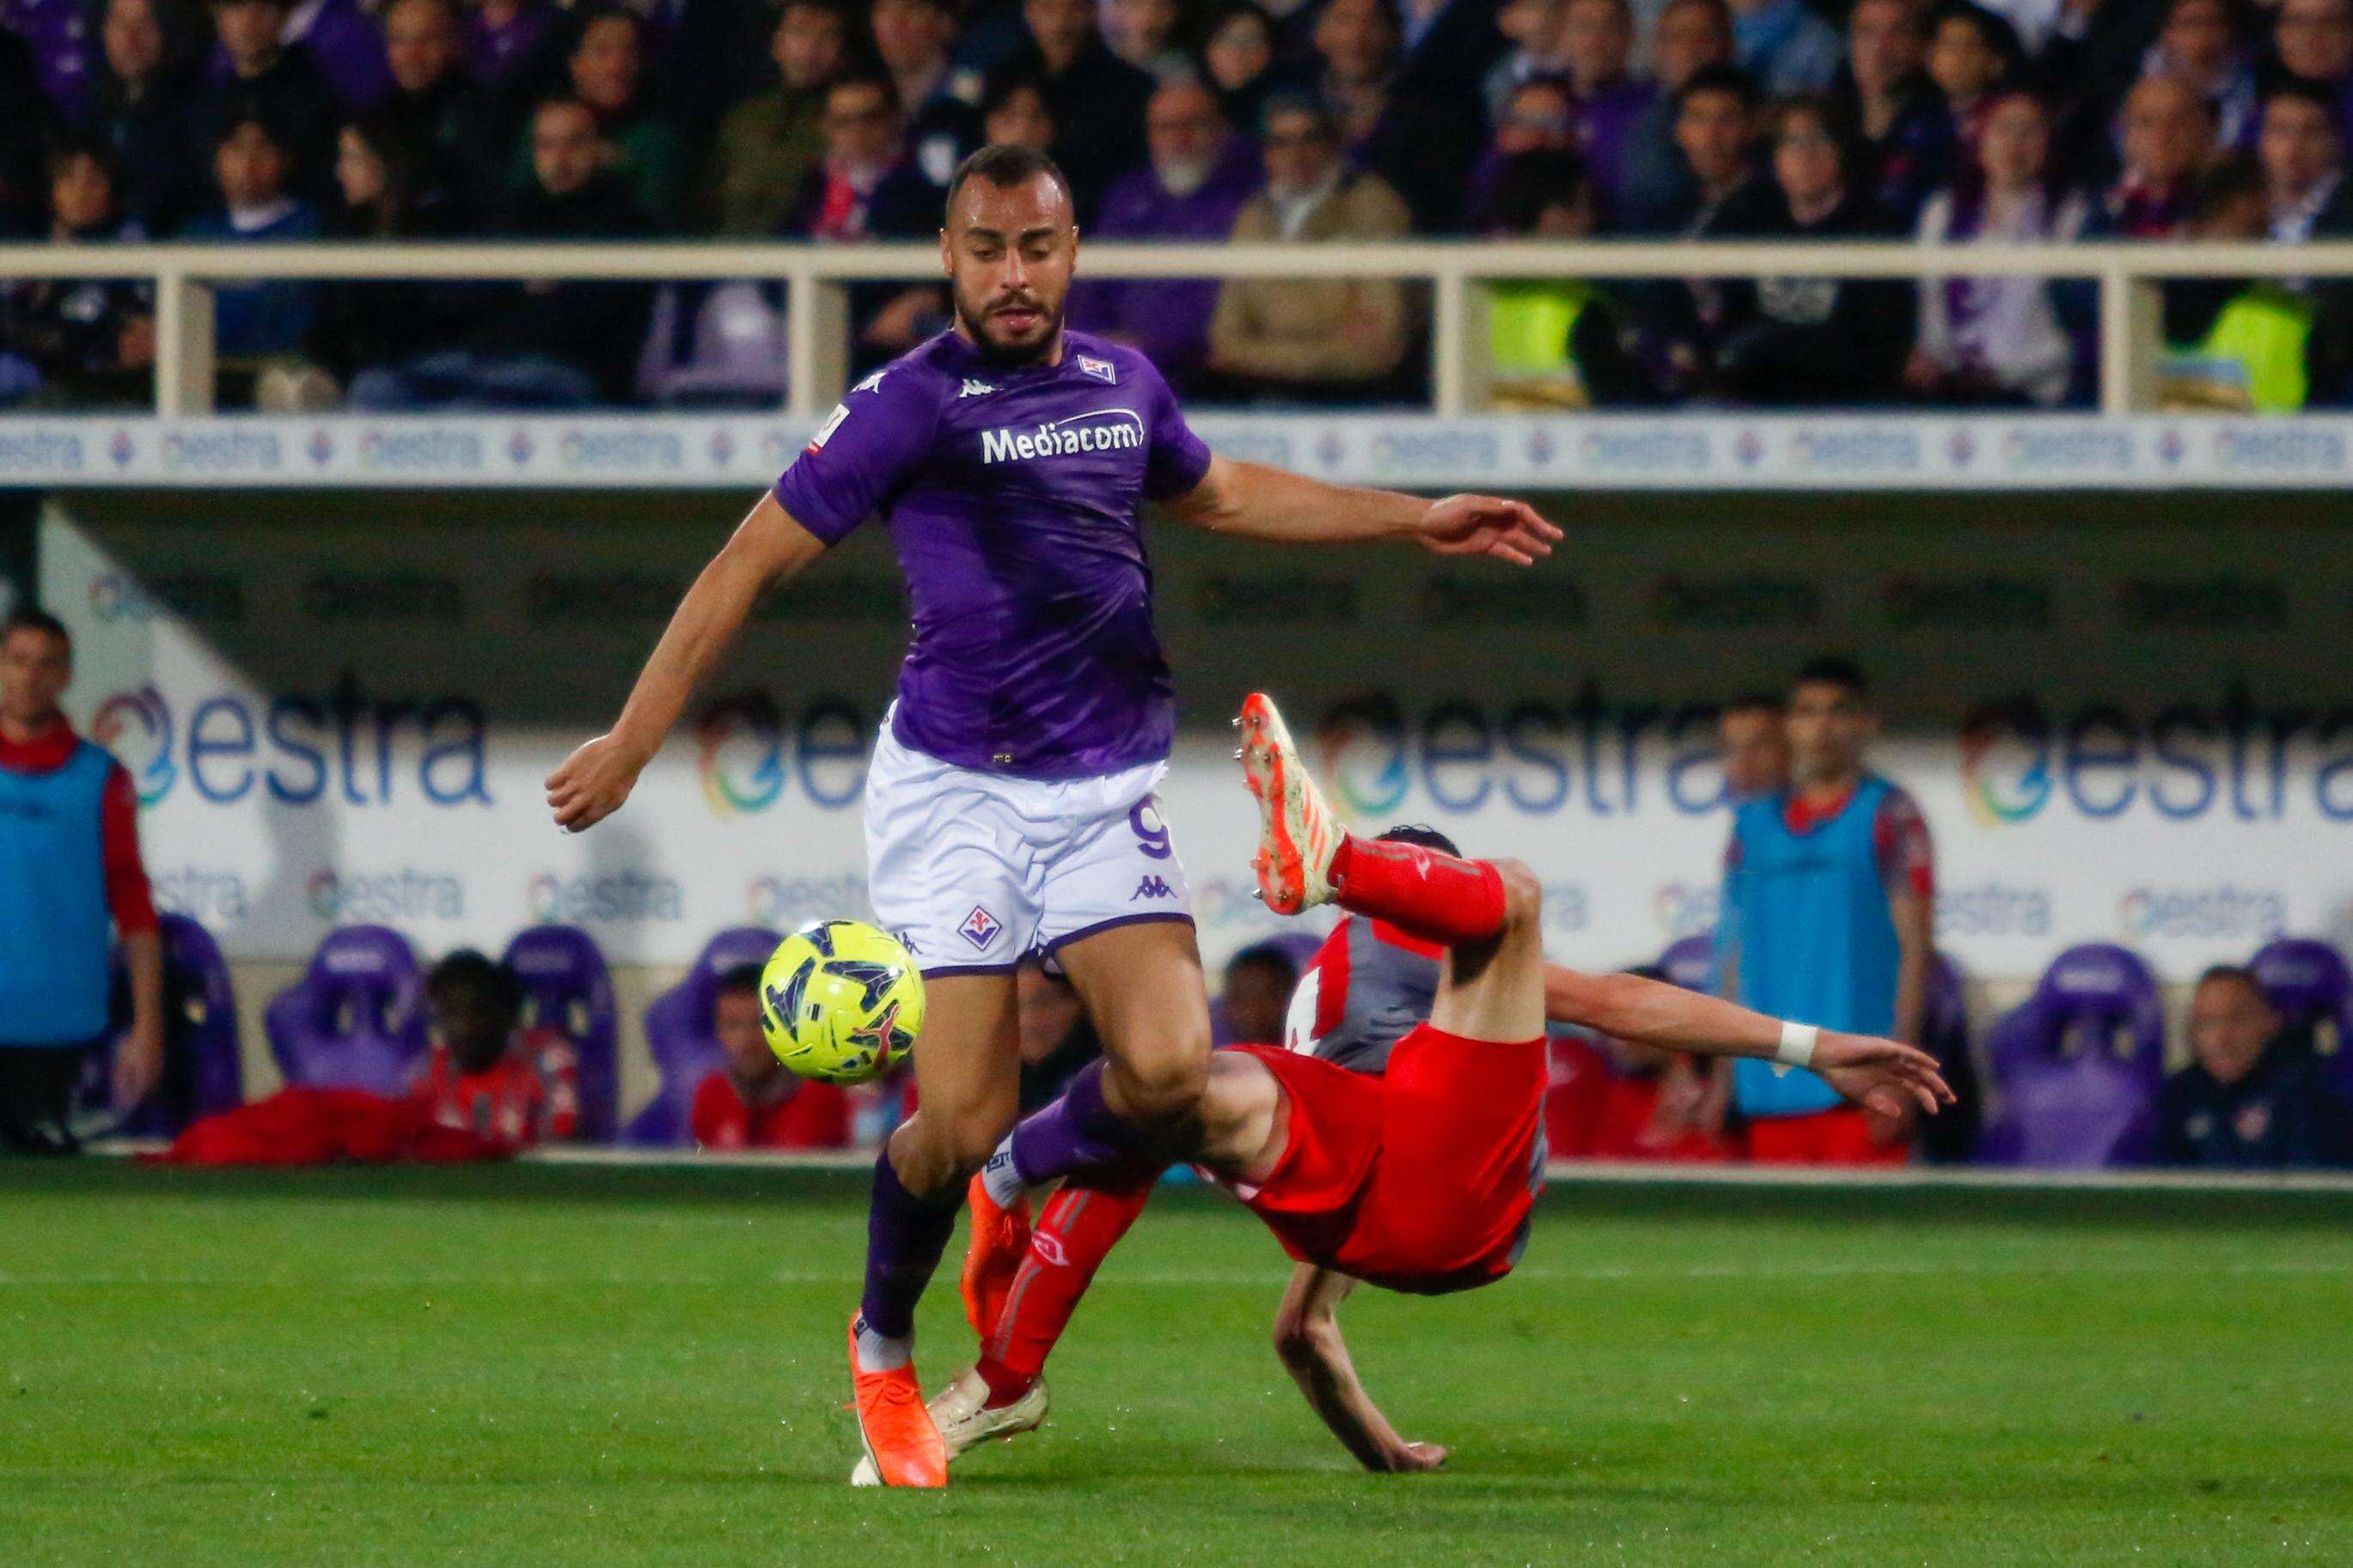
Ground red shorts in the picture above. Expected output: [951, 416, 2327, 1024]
[1225, 1025, 1548, 1294]
[1742, 1106, 1910, 1166]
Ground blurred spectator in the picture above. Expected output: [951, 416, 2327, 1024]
[351, 96, 651, 406]
[414, 949, 579, 1148]
[555, 6, 684, 226]
[284, 0, 394, 113]
[1617, 64, 1770, 390]
[309, 117, 470, 400]
[1205, 96, 1413, 400]
[1016, 959, 1100, 1112]
[871, 0, 978, 189]
[1, 27, 58, 235]
[1833, 0, 1956, 225]
[1480, 149, 1654, 406]
[1712, 96, 1915, 405]
[1718, 691, 1790, 801]
[1926, 1, 2027, 156]
[979, 67, 1058, 152]
[2156, 966, 2353, 1168]
[700, 0, 846, 235]
[688, 963, 851, 1149]
[1730, 0, 1843, 95]
[0, 140, 156, 406]
[85, 0, 210, 234]
[1315, 0, 1488, 230]
[2146, 0, 2254, 147]
[1483, 0, 1563, 119]
[9, 0, 105, 125]
[1555, 0, 1657, 217]
[2259, 79, 2351, 240]
[180, 115, 323, 374]
[789, 75, 941, 366]
[1910, 88, 2092, 406]
[1468, 73, 1580, 224]
[1000, 0, 1155, 222]
[1221, 942, 1302, 1045]
[1720, 658, 1932, 1165]
[2274, 0, 2353, 138]
[1195, 2, 1303, 130]
[2157, 153, 2344, 408]
[2092, 71, 2215, 234]
[1617, 0, 1735, 230]
[201, 0, 342, 197]
[1068, 78, 1262, 388]
[462, 0, 562, 102]
[377, 0, 513, 220]
[1103, 0, 1189, 78]
[0, 608, 161, 1155]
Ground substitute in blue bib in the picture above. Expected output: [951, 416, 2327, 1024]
[1719, 658, 1934, 1163]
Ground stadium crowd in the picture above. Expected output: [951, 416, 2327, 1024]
[3, 0, 2353, 407]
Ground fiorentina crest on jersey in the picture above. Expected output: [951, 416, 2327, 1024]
[1077, 354, 1117, 384]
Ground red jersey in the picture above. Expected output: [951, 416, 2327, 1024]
[415, 1026, 578, 1149]
[689, 1072, 852, 1150]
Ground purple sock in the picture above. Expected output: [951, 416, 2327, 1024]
[859, 1150, 961, 1341]
[1009, 1060, 1156, 1187]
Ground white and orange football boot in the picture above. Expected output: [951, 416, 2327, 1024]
[845, 1315, 948, 1489]
[1235, 692, 1341, 916]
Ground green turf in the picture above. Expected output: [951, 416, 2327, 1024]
[3, 1162, 2350, 1567]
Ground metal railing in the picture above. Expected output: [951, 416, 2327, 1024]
[5, 238, 2350, 418]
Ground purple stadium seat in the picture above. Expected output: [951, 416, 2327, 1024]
[263, 925, 430, 1096]
[626, 925, 781, 1146]
[2248, 937, 2353, 1089]
[1977, 943, 2166, 1168]
[502, 924, 620, 1142]
[1656, 931, 1716, 993]
[80, 912, 245, 1138]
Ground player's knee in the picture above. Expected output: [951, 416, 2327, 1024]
[1491, 858, 1543, 931]
[935, 1102, 1019, 1175]
[1107, 1031, 1212, 1122]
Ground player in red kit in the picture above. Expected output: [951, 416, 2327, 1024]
[888, 693, 1955, 1475]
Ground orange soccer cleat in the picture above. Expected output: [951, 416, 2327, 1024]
[846, 1314, 948, 1489]
[960, 1169, 1032, 1344]
[1236, 692, 1340, 916]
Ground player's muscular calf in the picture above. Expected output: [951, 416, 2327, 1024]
[1057, 918, 1214, 1133]
[1427, 858, 1548, 1044]
[889, 973, 1024, 1194]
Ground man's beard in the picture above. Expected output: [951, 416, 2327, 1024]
[953, 290, 1064, 365]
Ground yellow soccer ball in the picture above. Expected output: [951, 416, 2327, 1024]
[758, 919, 925, 1085]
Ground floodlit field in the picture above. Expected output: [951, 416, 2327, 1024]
[3, 1162, 2349, 1567]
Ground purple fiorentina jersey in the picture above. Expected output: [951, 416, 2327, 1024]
[773, 330, 1213, 779]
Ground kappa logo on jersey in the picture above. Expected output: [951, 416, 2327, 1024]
[957, 905, 1003, 949]
[958, 378, 997, 398]
[979, 408, 1145, 465]
[1077, 354, 1116, 384]
[1131, 875, 1176, 901]
[853, 369, 889, 394]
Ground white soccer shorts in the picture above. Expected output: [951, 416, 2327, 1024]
[864, 714, 1194, 976]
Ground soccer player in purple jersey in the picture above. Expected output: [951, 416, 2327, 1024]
[543, 143, 1562, 1487]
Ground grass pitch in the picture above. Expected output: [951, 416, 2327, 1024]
[3, 1162, 2349, 1567]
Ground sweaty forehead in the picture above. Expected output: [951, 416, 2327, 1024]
[946, 174, 1074, 239]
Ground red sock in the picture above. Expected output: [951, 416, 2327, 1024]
[975, 1178, 1153, 1406]
[1326, 835, 1507, 947]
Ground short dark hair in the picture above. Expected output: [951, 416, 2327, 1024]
[2264, 76, 2344, 127]
[1677, 63, 1757, 114]
[2, 607, 70, 648]
[1260, 90, 1340, 140]
[827, 72, 900, 114]
[1226, 941, 1301, 986]
[944, 140, 1068, 212]
[1377, 823, 1462, 857]
[426, 949, 522, 1018]
[1791, 656, 1870, 701]
[2196, 964, 2273, 1006]
[1722, 690, 1784, 718]
[716, 961, 763, 998]
[212, 113, 287, 154]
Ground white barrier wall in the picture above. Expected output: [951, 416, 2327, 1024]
[40, 485, 2353, 985]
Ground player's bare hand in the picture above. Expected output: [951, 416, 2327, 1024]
[113, 1015, 163, 1110]
[546, 732, 650, 833]
[1813, 1032, 1954, 1119]
[1415, 494, 1562, 566]
[1378, 1440, 1450, 1473]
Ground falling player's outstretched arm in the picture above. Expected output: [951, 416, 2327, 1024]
[1270, 1264, 1447, 1475]
[1163, 454, 1562, 564]
[1542, 966, 1956, 1120]
[546, 492, 829, 832]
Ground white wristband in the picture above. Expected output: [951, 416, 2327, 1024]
[1775, 1022, 1819, 1069]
